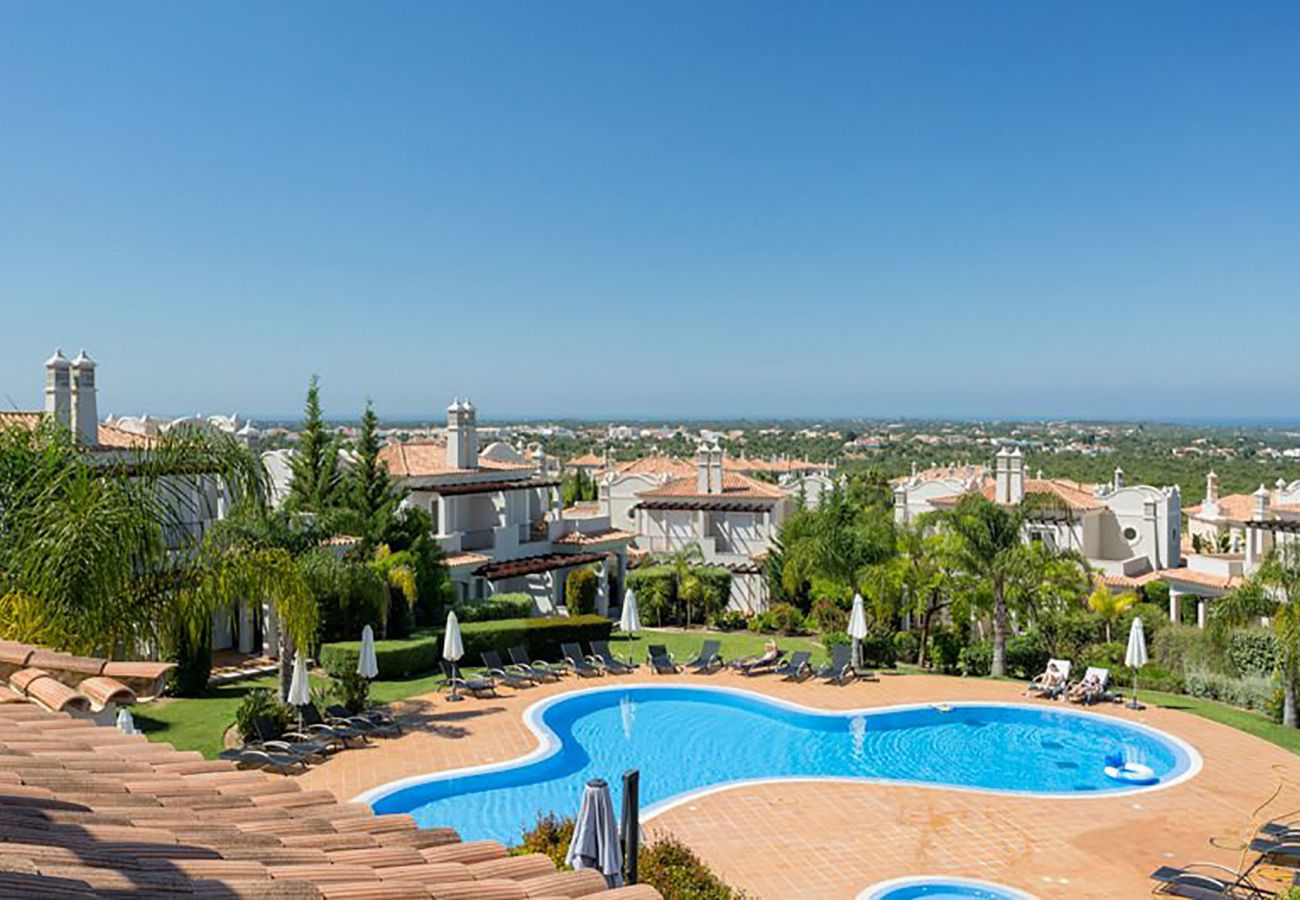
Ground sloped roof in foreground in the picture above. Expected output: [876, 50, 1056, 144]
[0, 703, 660, 899]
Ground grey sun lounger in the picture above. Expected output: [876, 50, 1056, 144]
[325, 705, 401, 737]
[777, 650, 813, 681]
[818, 644, 875, 685]
[647, 644, 679, 675]
[438, 660, 498, 697]
[683, 640, 723, 673]
[508, 646, 562, 682]
[734, 649, 786, 675]
[561, 642, 602, 678]
[588, 640, 636, 674]
[219, 747, 309, 774]
[297, 703, 370, 746]
[480, 649, 535, 687]
[1150, 863, 1269, 898]
[253, 715, 335, 757]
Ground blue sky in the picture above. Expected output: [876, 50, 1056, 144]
[1, 2, 1298, 421]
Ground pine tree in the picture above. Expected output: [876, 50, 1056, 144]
[348, 399, 401, 543]
[287, 375, 342, 514]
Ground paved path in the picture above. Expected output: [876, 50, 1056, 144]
[296, 669, 1300, 899]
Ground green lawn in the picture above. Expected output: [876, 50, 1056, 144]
[134, 629, 826, 758]
[135, 627, 1300, 762]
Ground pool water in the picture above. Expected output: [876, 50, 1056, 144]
[364, 686, 1197, 844]
[860, 877, 1039, 899]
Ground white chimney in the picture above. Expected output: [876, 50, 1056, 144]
[445, 398, 478, 470]
[70, 350, 98, 447]
[44, 348, 71, 430]
[1007, 447, 1025, 504]
[709, 444, 724, 495]
[994, 446, 1011, 504]
[696, 444, 711, 493]
[1113, 467, 1125, 490]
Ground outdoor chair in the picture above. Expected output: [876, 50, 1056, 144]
[1067, 667, 1110, 705]
[1150, 862, 1270, 898]
[683, 640, 723, 673]
[508, 646, 562, 682]
[646, 644, 679, 675]
[325, 704, 401, 737]
[777, 650, 813, 682]
[588, 640, 636, 674]
[816, 644, 859, 685]
[253, 715, 336, 757]
[298, 703, 370, 746]
[438, 660, 498, 697]
[734, 648, 786, 676]
[1027, 658, 1072, 699]
[219, 746, 310, 775]
[481, 649, 535, 687]
[560, 642, 602, 678]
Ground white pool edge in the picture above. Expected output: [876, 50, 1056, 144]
[857, 875, 1041, 899]
[350, 682, 1204, 811]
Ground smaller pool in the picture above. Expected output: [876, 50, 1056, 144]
[859, 876, 1038, 900]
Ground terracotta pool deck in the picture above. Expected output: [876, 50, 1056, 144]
[296, 670, 1300, 899]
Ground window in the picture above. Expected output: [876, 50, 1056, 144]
[1123, 526, 1139, 542]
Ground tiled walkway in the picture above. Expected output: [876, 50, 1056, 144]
[296, 670, 1300, 899]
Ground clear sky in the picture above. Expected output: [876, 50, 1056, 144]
[2, 2, 1298, 422]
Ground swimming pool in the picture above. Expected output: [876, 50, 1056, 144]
[859, 876, 1039, 899]
[359, 685, 1199, 844]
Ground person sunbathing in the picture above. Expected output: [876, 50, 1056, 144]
[733, 640, 782, 672]
[1069, 672, 1102, 704]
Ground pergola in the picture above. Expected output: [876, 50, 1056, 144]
[411, 477, 560, 497]
[473, 551, 608, 580]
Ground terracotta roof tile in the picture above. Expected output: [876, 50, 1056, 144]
[611, 456, 696, 479]
[638, 472, 785, 501]
[1185, 493, 1257, 524]
[552, 528, 637, 546]
[378, 441, 534, 479]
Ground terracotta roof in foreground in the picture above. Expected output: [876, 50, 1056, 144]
[1185, 493, 1257, 524]
[0, 703, 659, 900]
[377, 440, 535, 479]
[638, 472, 785, 502]
[1154, 566, 1243, 591]
[926, 478, 1104, 512]
[0, 411, 154, 452]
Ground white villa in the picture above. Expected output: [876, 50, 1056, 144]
[894, 446, 1182, 583]
[380, 400, 635, 615]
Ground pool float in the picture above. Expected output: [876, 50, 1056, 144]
[1103, 754, 1158, 785]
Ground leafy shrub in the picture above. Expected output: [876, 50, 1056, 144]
[1005, 632, 1049, 680]
[454, 593, 536, 623]
[627, 566, 677, 625]
[319, 615, 615, 678]
[640, 832, 751, 899]
[822, 630, 850, 649]
[1228, 629, 1278, 679]
[709, 609, 748, 631]
[1033, 608, 1101, 661]
[692, 568, 733, 622]
[513, 812, 575, 869]
[566, 568, 599, 616]
[166, 619, 213, 697]
[234, 688, 290, 743]
[929, 627, 964, 673]
[1184, 670, 1278, 716]
[860, 634, 897, 669]
[892, 631, 920, 664]
[1119, 601, 1168, 643]
[750, 602, 807, 635]
[330, 668, 371, 712]
[807, 597, 847, 636]
[958, 641, 993, 677]
[1153, 623, 1223, 675]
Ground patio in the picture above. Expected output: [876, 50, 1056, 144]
[293, 668, 1300, 899]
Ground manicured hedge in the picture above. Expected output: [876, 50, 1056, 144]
[566, 568, 598, 616]
[454, 593, 535, 623]
[319, 614, 614, 678]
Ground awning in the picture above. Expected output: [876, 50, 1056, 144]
[1248, 518, 1300, 534]
[475, 551, 608, 580]
[634, 500, 773, 513]
[411, 477, 560, 497]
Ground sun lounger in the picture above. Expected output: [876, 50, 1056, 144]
[480, 649, 535, 687]
[252, 715, 336, 757]
[1067, 667, 1110, 705]
[560, 643, 603, 678]
[508, 646, 562, 682]
[683, 640, 723, 673]
[588, 641, 636, 674]
[438, 660, 498, 697]
[1027, 658, 1071, 699]
[647, 644, 679, 675]
[817, 644, 857, 685]
[325, 704, 401, 737]
[294, 703, 370, 746]
[219, 747, 309, 774]
[777, 650, 813, 682]
[1150, 862, 1269, 898]
[733, 648, 786, 675]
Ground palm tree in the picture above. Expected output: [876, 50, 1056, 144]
[1087, 585, 1137, 642]
[654, 543, 705, 627]
[940, 495, 1031, 677]
[1212, 541, 1300, 728]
